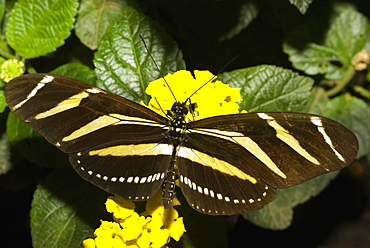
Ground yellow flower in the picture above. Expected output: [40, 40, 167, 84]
[142, 191, 185, 242]
[119, 212, 150, 242]
[82, 238, 96, 248]
[83, 192, 185, 248]
[137, 228, 169, 248]
[106, 195, 136, 220]
[144, 70, 243, 120]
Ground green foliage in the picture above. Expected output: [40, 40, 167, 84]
[6, 0, 78, 58]
[218, 65, 314, 112]
[288, 0, 314, 14]
[284, 9, 370, 82]
[1, 0, 369, 247]
[94, 5, 185, 103]
[324, 94, 370, 158]
[75, 0, 124, 50]
[31, 170, 110, 248]
[246, 171, 339, 230]
[50, 63, 97, 85]
[0, 90, 6, 112]
[0, 132, 11, 175]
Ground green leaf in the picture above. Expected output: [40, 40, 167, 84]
[324, 94, 370, 158]
[288, 0, 314, 14]
[284, 9, 370, 80]
[246, 172, 338, 230]
[0, 0, 5, 25]
[219, 1, 258, 40]
[0, 90, 7, 113]
[6, 111, 36, 144]
[326, 9, 370, 60]
[285, 43, 345, 79]
[303, 86, 329, 115]
[75, 0, 124, 50]
[94, 5, 185, 103]
[31, 169, 110, 248]
[218, 65, 314, 112]
[5, 0, 79, 59]
[6, 112, 69, 168]
[0, 132, 11, 175]
[50, 63, 96, 86]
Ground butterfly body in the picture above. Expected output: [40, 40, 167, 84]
[5, 73, 358, 215]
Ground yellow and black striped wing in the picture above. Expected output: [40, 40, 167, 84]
[4, 73, 358, 215]
[177, 113, 358, 214]
[5, 73, 171, 200]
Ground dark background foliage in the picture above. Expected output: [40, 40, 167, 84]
[1, 0, 370, 247]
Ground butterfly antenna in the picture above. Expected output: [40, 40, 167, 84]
[154, 97, 167, 116]
[185, 55, 239, 104]
[139, 35, 177, 102]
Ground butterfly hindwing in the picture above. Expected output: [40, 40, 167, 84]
[177, 154, 276, 214]
[69, 143, 171, 201]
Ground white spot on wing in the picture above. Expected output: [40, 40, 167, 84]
[134, 176, 139, 183]
[217, 193, 222, 200]
[257, 113, 274, 120]
[41, 75, 54, 83]
[140, 177, 147, 183]
[86, 88, 103, 94]
[148, 175, 153, 182]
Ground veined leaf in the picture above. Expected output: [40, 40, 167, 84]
[6, 0, 78, 58]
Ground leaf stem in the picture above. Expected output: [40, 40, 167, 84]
[354, 85, 370, 99]
[325, 67, 355, 97]
[0, 40, 14, 59]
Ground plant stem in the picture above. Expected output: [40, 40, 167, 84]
[325, 67, 355, 97]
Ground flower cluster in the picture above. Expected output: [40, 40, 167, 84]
[144, 70, 242, 120]
[83, 192, 185, 248]
[0, 59, 24, 83]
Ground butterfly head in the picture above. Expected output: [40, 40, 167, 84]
[171, 102, 189, 116]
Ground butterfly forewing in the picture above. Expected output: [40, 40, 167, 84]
[5, 73, 359, 215]
[5, 73, 171, 200]
[5, 74, 168, 153]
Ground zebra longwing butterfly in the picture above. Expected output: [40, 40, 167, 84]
[5, 73, 358, 215]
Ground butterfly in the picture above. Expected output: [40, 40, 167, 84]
[4, 73, 358, 215]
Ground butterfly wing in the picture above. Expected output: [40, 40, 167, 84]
[5, 73, 171, 200]
[178, 112, 358, 215]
